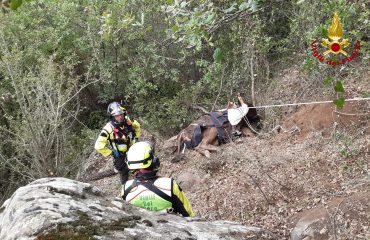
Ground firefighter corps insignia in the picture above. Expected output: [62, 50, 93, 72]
[310, 12, 360, 66]
[321, 12, 349, 56]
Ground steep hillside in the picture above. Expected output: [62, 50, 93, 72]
[84, 68, 370, 239]
[160, 105, 369, 238]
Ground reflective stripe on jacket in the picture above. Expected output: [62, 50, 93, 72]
[94, 119, 141, 157]
[122, 177, 194, 217]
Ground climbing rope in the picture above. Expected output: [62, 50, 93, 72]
[237, 97, 370, 136]
[248, 97, 370, 109]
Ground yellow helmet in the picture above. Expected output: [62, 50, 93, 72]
[126, 142, 159, 170]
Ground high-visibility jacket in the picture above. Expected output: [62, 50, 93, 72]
[122, 177, 194, 217]
[95, 118, 141, 157]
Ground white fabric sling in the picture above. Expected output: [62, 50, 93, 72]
[227, 104, 249, 126]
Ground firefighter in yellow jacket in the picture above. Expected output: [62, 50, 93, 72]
[122, 141, 194, 217]
[95, 102, 141, 185]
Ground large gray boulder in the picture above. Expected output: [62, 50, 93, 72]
[289, 190, 370, 240]
[0, 177, 275, 240]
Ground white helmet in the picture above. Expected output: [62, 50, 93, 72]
[126, 142, 159, 170]
[107, 102, 126, 117]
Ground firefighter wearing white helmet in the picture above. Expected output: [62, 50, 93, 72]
[122, 141, 194, 217]
[95, 101, 141, 185]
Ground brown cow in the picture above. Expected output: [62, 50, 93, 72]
[173, 95, 261, 161]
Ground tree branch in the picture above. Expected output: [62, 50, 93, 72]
[191, 104, 209, 114]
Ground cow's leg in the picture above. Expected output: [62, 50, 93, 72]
[194, 127, 220, 157]
[201, 127, 218, 145]
[237, 94, 245, 105]
[241, 127, 254, 137]
[172, 131, 190, 162]
[195, 148, 211, 158]
[196, 144, 219, 152]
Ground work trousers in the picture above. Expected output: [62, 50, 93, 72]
[113, 154, 129, 185]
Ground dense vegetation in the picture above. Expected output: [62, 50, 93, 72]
[0, 0, 368, 202]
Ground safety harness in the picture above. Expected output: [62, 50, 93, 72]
[102, 120, 135, 151]
[122, 178, 173, 203]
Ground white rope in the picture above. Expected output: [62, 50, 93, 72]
[232, 97, 370, 136]
[248, 97, 370, 109]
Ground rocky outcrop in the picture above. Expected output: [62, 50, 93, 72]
[289, 189, 370, 240]
[0, 177, 275, 240]
[76, 150, 114, 181]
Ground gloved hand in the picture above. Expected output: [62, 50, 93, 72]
[112, 150, 120, 159]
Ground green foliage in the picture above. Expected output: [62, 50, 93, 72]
[323, 76, 334, 87]
[213, 48, 223, 63]
[339, 146, 350, 158]
[10, 0, 22, 10]
[291, 0, 369, 109]
[334, 81, 345, 93]
[0, 0, 105, 201]
[239, 1, 257, 11]
[164, 0, 216, 50]
[163, 0, 257, 51]
[333, 98, 345, 109]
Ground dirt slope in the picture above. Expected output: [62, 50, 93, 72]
[87, 68, 370, 239]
